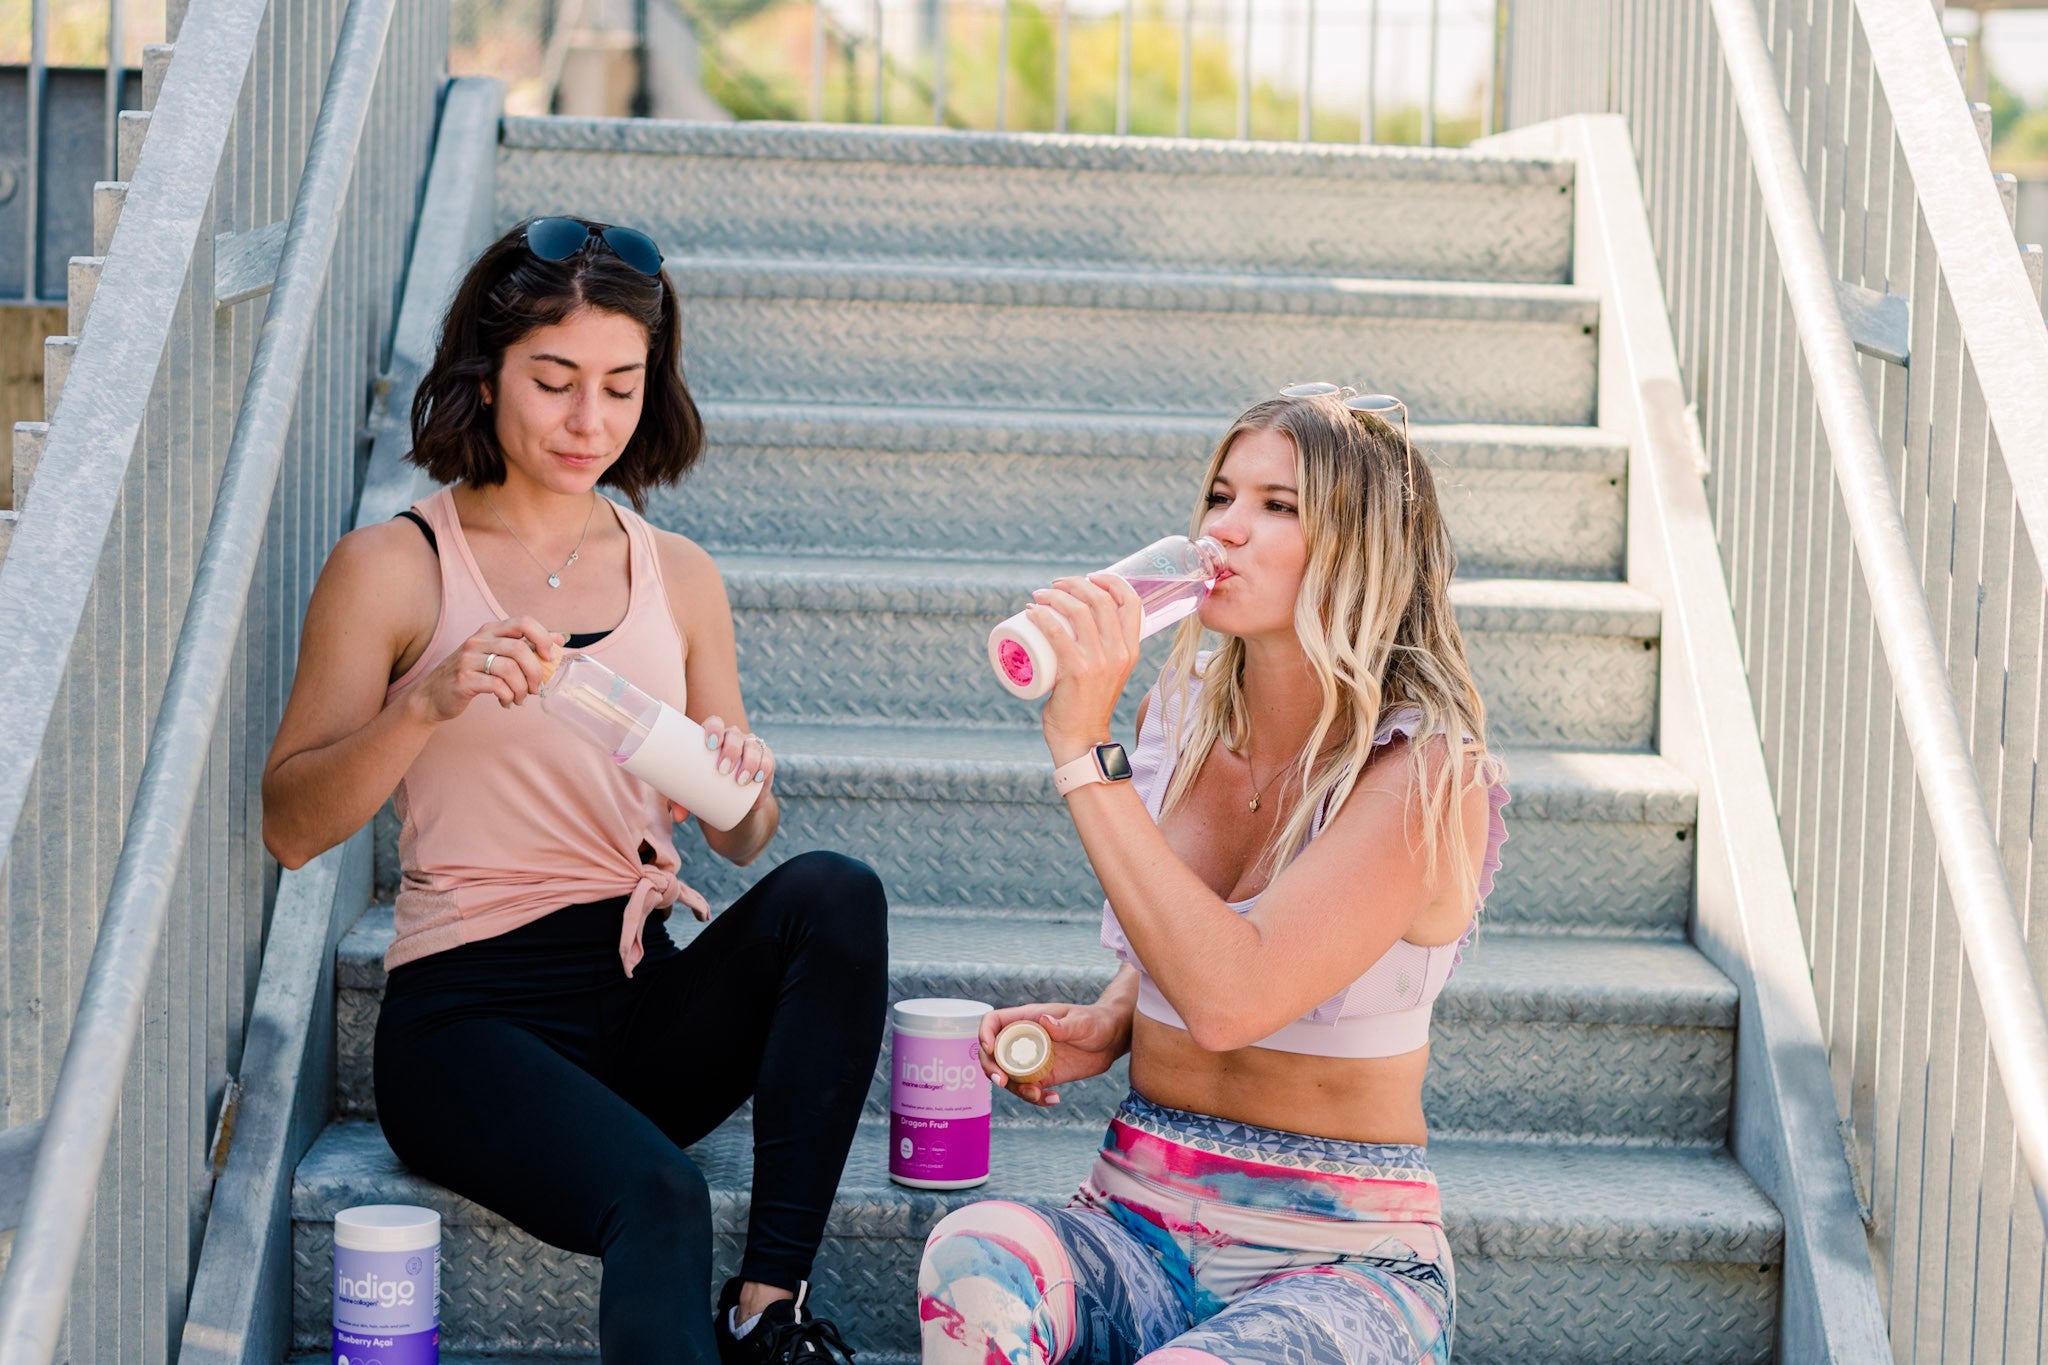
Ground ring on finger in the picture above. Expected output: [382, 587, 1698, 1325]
[482, 652, 498, 677]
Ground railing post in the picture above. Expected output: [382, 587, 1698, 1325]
[1299, 0, 1315, 142]
[1117, 0, 1132, 136]
[1238, 0, 1252, 139]
[25, 0, 49, 300]
[1425, 0, 1441, 145]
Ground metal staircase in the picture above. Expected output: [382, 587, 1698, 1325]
[285, 122, 1784, 1363]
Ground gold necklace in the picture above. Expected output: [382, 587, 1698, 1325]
[484, 490, 596, 589]
[1244, 749, 1295, 813]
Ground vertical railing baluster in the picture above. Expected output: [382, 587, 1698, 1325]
[996, 0, 1011, 130]
[1239, 0, 1252, 139]
[1056, 0, 1069, 132]
[1117, 0, 1132, 135]
[105, 0, 126, 183]
[1179, 0, 1193, 138]
[811, 0, 825, 122]
[873, 0, 885, 124]
[1299, 0, 1315, 141]
[1424, 0, 1440, 145]
[932, 0, 946, 126]
[1364, 0, 1378, 143]
[1481, 0, 1496, 136]
[26, 0, 49, 300]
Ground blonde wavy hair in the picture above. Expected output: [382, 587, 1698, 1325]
[1154, 392, 1505, 908]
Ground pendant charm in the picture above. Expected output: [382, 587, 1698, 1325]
[1248, 796, 1260, 812]
[547, 574, 562, 589]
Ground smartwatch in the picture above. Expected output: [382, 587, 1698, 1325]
[1052, 742, 1133, 797]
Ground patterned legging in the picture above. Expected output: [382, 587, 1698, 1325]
[918, 1091, 1454, 1365]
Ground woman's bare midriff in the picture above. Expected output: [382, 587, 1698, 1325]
[1128, 1014, 1433, 1146]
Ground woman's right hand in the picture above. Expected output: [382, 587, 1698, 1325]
[979, 1001, 1131, 1108]
[412, 616, 565, 725]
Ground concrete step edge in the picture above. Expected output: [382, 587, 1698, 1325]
[737, 726, 1694, 823]
[502, 117, 1577, 189]
[667, 255, 1603, 323]
[716, 555, 1661, 637]
[694, 402, 1629, 473]
[293, 1118, 1782, 1266]
[338, 906, 1733, 1030]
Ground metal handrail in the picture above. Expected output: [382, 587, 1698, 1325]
[1707, 0, 2048, 1227]
[0, 0, 400, 1349]
[0, 0, 255, 881]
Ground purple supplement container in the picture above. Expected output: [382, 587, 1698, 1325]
[889, 998, 993, 1189]
[332, 1204, 440, 1364]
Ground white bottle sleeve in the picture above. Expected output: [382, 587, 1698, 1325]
[619, 703, 764, 831]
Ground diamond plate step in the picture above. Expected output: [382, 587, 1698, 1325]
[336, 909, 1735, 1145]
[665, 257, 1599, 426]
[661, 729, 1696, 935]
[667, 403, 1628, 580]
[291, 1119, 1780, 1362]
[499, 120, 1575, 285]
[717, 555, 1660, 748]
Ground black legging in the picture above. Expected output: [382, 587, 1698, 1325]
[374, 850, 889, 1363]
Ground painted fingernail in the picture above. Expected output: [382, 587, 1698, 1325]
[705, 734, 720, 750]
[753, 771, 766, 783]
[719, 760, 734, 775]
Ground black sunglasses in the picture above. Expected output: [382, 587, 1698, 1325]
[523, 216, 665, 277]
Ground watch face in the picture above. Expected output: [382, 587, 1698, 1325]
[1096, 743, 1133, 782]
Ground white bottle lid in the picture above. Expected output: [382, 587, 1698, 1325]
[335, 1204, 440, 1253]
[891, 997, 992, 1038]
[988, 614, 1057, 700]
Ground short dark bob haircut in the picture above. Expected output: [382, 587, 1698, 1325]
[408, 217, 704, 510]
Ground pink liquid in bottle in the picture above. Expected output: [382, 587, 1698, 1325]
[987, 537, 1227, 700]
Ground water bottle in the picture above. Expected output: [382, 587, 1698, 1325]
[987, 535, 1228, 700]
[538, 654, 765, 831]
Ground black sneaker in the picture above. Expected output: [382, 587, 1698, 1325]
[715, 1278, 856, 1364]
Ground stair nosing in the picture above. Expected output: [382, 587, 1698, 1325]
[338, 907, 1734, 1028]
[683, 725, 1695, 822]
[712, 555, 1660, 637]
[502, 117, 1578, 188]
[294, 1118, 1781, 1265]
[665, 255, 1602, 322]
[690, 403, 1630, 474]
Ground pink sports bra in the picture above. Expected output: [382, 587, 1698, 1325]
[1100, 663, 1511, 1058]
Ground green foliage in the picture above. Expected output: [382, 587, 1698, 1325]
[1997, 106, 2048, 173]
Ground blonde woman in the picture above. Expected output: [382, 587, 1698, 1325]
[917, 386, 1510, 1364]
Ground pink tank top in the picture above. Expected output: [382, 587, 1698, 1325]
[382, 486, 690, 976]
[1101, 660, 1511, 1058]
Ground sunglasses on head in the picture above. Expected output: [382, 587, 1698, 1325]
[1279, 381, 1418, 491]
[523, 216, 665, 277]
[1278, 382, 1410, 449]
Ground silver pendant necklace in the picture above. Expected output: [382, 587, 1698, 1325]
[485, 490, 597, 589]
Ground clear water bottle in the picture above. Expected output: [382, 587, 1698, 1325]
[987, 535, 1228, 701]
[539, 654, 764, 830]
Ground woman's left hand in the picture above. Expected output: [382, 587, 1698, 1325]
[1028, 571, 1144, 755]
[699, 716, 776, 793]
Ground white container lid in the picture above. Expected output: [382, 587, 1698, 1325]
[988, 616, 1057, 700]
[335, 1204, 441, 1252]
[892, 997, 992, 1038]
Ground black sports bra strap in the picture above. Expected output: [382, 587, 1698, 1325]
[395, 507, 437, 554]
[394, 506, 616, 649]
